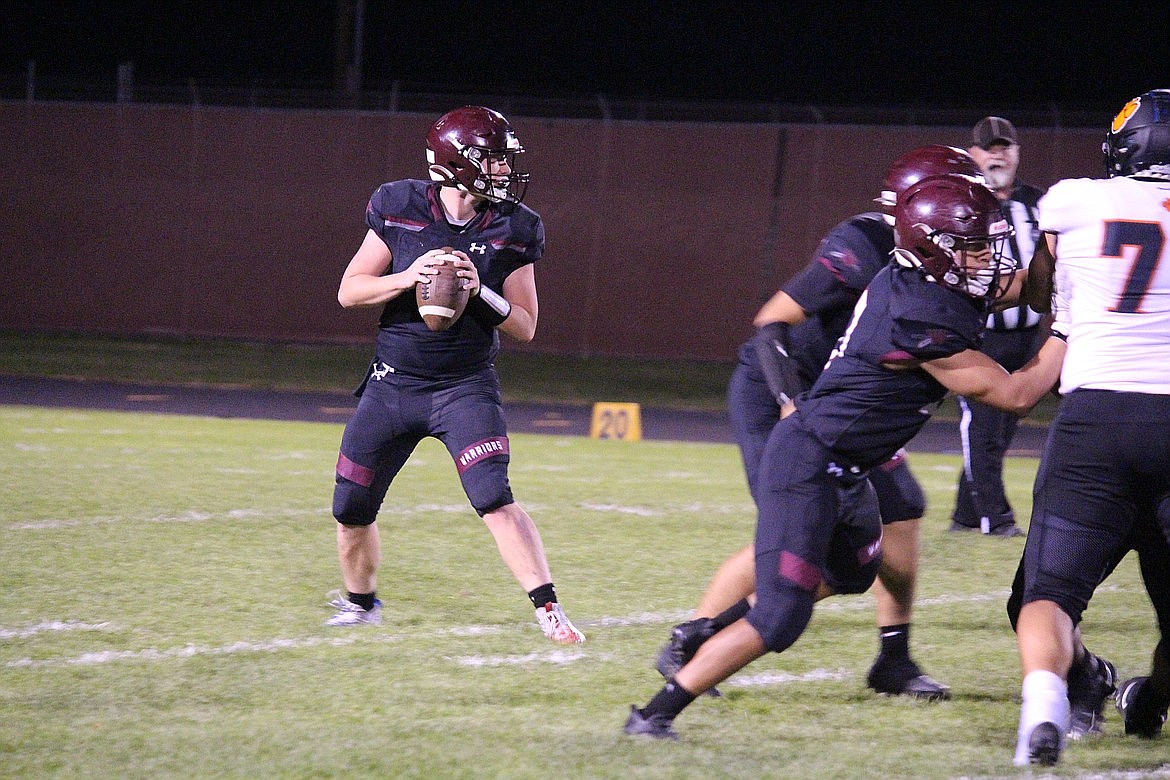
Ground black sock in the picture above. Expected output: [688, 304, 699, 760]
[528, 583, 557, 608]
[642, 678, 697, 719]
[1067, 648, 1096, 697]
[347, 591, 377, 611]
[878, 623, 911, 660]
[710, 599, 751, 631]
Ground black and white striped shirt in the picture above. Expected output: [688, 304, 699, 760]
[988, 181, 1045, 330]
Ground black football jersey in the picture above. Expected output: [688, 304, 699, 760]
[783, 212, 895, 383]
[363, 180, 544, 380]
[797, 264, 987, 469]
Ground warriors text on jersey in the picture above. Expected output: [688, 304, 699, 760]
[1039, 176, 1170, 394]
[364, 179, 544, 380]
[797, 265, 987, 469]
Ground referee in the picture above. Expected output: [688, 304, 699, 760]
[950, 117, 1045, 537]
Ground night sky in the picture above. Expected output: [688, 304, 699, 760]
[3, 1, 1168, 114]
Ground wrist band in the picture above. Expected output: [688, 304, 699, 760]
[478, 286, 512, 320]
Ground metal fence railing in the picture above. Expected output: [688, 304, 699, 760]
[0, 65, 1108, 129]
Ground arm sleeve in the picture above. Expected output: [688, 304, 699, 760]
[752, 322, 809, 405]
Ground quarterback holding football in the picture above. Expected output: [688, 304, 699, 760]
[324, 106, 584, 646]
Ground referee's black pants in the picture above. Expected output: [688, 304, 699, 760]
[951, 326, 1046, 530]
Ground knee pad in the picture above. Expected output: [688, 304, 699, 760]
[746, 585, 816, 653]
[470, 485, 514, 517]
[332, 475, 378, 527]
[870, 453, 926, 523]
[825, 551, 881, 595]
[1006, 556, 1027, 631]
[456, 444, 514, 516]
[824, 482, 882, 594]
[1018, 511, 1114, 625]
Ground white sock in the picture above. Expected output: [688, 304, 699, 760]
[1014, 670, 1069, 766]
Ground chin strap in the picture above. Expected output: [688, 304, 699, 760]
[892, 247, 920, 269]
[892, 248, 939, 283]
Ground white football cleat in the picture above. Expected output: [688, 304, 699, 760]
[535, 602, 585, 644]
[325, 596, 382, 626]
[324, 589, 349, 610]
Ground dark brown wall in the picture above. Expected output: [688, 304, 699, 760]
[0, 102, 1104, 360]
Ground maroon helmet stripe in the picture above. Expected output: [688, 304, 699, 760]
[336, 452, 374, 487]
[455, 436, 509, 474]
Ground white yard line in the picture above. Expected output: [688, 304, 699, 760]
[1, 585, 1136, 670]
[727, 668, 851, 687]
[0, 620, 116, 639]
[452, 650, 592, 667]
[6, 500, 750, 531]
[7, 507, 328, 530]
[6, 636, 371, 667]
[577, 502, 662, 516]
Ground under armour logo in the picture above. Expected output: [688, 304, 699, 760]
[371, 362, 393, 381]
[468, 243, 488, 254]
[826, 461, 861, 479]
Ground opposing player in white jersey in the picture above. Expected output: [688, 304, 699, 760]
[1013, 89, 1170, 767]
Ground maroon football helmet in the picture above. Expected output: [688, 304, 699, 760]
[426, 106, 529, 204]
[893, 174, 1015, 300]
[875, 145, 983, 207]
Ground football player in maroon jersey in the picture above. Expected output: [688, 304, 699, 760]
[627, 174, 1066, 740]
[325, 106, 584, 644]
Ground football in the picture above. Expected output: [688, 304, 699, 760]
[415, 250, 470, 331]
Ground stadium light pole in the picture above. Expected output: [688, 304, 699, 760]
[334, 0, 366, 103]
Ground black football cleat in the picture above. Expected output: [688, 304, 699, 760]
[655, 618, 721, 697]
[986, 522, 1026, 538]
[654, 638, 685, 680]
[1066, 652, 1117, 738]
[947, 520, 1024, 537]
[1026, 721, 1062, 766]
[623, 706, 679, 741]
[866, 656, 951, 701]
[1116, 676, 1169, 738]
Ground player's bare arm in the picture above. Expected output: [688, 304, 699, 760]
[989, 233, 1056, 312]
[752, 289, 809, 327]
[919, 337, 1066, 415]
[338, 234, 445, 308]
[989, 267, 1026, 311]
[496, 263, 538, 343]
[443, 249, 536, 341]
[1020, 233, 1058, 313]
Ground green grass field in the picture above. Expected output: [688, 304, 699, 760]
[1, 403, 1166, 779]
